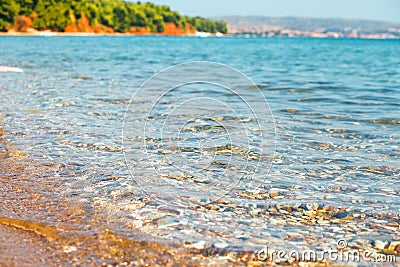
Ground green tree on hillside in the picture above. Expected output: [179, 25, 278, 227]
[33, 1, 70, 31]
[0, 0, 228, 34]
[0, 0, 20, 31]
[126, 7, 147, 27]
[112, 5, 130, 32]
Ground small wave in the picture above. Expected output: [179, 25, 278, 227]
[0, 66, 23, 73]
[363, 119, 400, 125]
[92, 98, 132, 104]
[68, 76, 92, 81]
[296, 97, 336, 103]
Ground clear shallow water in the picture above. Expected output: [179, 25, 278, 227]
[0, 37, 399, 253]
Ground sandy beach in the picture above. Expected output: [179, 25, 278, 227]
[1, 35, 399, 266]
[1, 0, 399, 265]
[0, 119, 259, 266]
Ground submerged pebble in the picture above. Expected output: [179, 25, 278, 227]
[0, 143, 9, 158]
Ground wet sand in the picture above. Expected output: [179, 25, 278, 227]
[1, 117, 399, 266]
[0, 224, 62, 267]
[1, 109, 398, 266]
[0, 120, 260, 267]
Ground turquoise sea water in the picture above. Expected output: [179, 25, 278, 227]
[0, 37, 399, 255]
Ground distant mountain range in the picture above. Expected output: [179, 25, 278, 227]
[212, 16, 400, 38]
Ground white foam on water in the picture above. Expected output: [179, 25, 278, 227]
[0, 66, 23, 73]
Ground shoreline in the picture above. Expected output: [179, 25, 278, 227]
[1, 36, 399, 265]
[0, 119, 260, 266]
[1, 105, 399, 265]
[0, 31, 196, 37]
[1, 31, 399, 39]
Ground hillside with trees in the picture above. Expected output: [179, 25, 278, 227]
[0, 0, 227, 34]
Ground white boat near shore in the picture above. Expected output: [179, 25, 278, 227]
[38, 30, 57, 37]
[0, 66, 23, 73]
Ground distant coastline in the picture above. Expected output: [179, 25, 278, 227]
[1, 30, 399, 39]
[230, 33, 400, 39]
[0, 30, 224, 37]
[3, 0, 398, 39]
[215, 16, 400, 39]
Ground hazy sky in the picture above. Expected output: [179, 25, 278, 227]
[147, 0, 400, 23]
